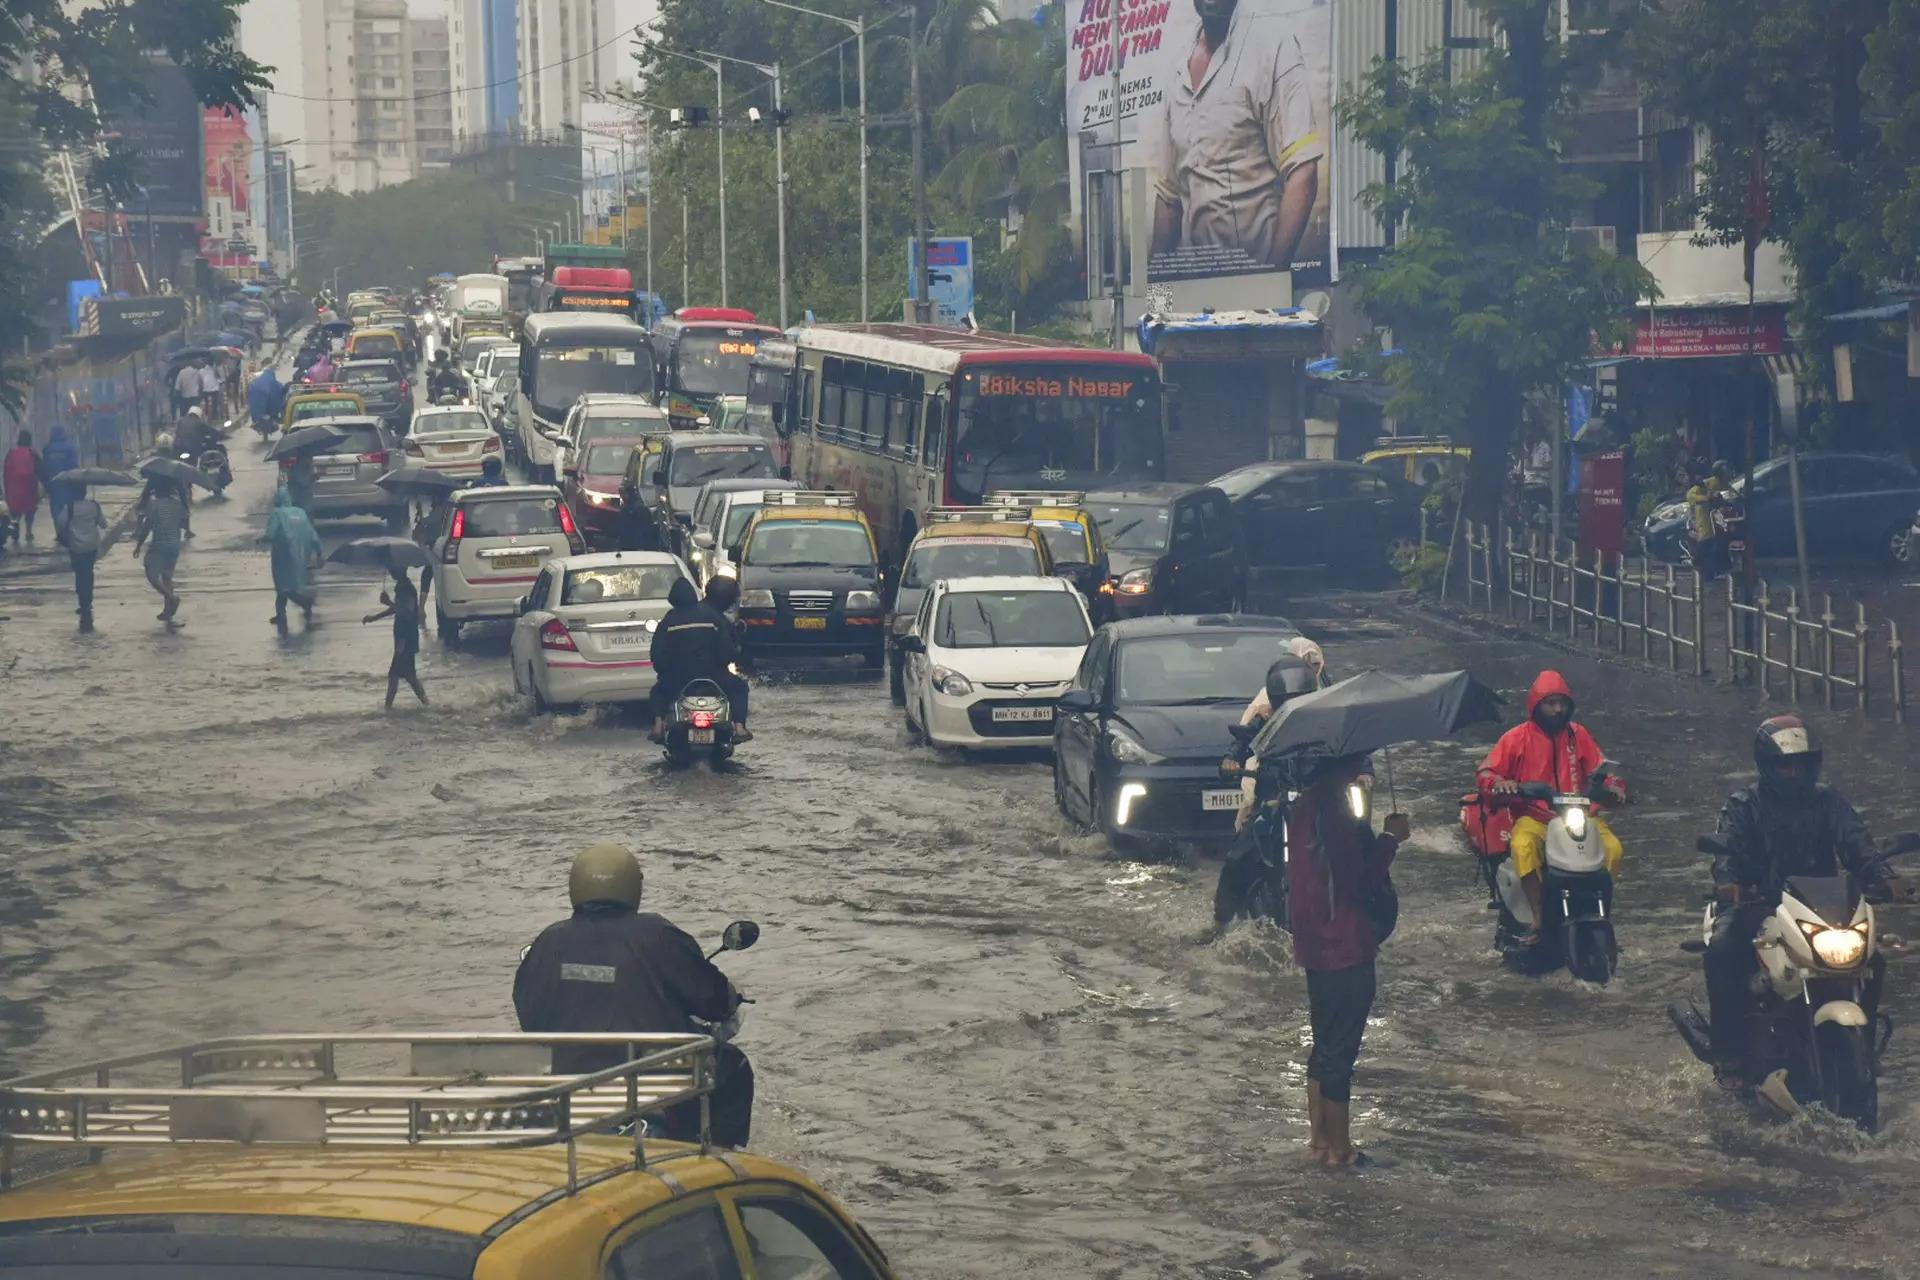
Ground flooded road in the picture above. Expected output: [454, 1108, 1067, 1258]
[6, 409, 1920, 1276]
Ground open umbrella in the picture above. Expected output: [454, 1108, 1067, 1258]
[376, 466, 463, 495]
[49, 467, 139, 487]
[328, 536, 434, 571]
[138, 455, 218, 492]
[1251, 669, 1504, 766]
[267, 423, 351, 460]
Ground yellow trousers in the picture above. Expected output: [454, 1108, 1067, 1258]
[1508, 815, 1622, 878]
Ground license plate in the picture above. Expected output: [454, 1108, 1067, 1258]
[991, 705, 1053, 723]
[320, 462, 355, 476]
[690, 728, 715, 744]
[793, 615, 827, 630]
[1202, 789, 1244, 811]
[603, 631, 647, 648]
[491, 554, 539, 570]
[436, 443, 468, 455]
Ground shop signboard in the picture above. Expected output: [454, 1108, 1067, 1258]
[1578, 450, 1627, 559]
[1631, 306, 1786, 358]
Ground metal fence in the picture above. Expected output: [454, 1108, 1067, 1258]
[1462, 523, 1906, 723]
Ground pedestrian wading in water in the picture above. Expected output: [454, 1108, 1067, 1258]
[265, 488, 324, 631]
[364, 568, 429, 708]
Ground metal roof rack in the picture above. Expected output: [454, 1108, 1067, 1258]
[924, 505, 1031, 526]
[766, 489, 859, 508]
[985, 490, 1086, 510]
[1370, 434, 1457, 450]
[0, 1033, 715, 1193]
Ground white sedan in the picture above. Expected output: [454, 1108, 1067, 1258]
[509, 551, 693, 712]
[898, 575, 1093, 750]
[403, 404, 500, 480]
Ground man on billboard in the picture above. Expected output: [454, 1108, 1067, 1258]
[1149, 0, 1324, 275]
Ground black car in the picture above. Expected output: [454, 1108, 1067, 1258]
[1210, 460, 1422, 577]
[1085, 484, 1245, 618]
[734, 508, 889, 668]
[1053, 615, 1301, 844]
[335, 358, 413, 432]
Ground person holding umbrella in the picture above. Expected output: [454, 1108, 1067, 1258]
[265, 488, 324, 631]
[63, 482, 108, 632]
[364, 567, 429, 708]
[131, 476, 188, 627]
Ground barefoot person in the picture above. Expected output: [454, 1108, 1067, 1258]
[363, 567, 429, 709]
[130, 477, 187, 627]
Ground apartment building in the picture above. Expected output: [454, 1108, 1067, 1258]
[412, 18, 455, 170]
[286, 0, 419, 193]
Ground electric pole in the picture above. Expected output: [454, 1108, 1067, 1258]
[909, 0, 931, 324]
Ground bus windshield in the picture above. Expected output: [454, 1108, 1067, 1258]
[534, 343, 650, 419]
[674, 332, 761, 397]
[950, 364, 1162, 504]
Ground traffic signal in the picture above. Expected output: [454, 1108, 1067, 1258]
[669, 106, 710, 129]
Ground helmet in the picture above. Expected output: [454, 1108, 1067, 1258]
[1712, 459, 1731, 477]
[705, 575, 740, 612]
[153, 432, 173, 452]
[568, 842, 643, 908]
[481, 455, 503, 476]
[1754, 714, 1821, 800]
[1264, 655, 1317, 711]
[186, 405, 204, 418]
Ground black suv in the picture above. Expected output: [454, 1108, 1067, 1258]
[1085, 483, 1245, 617]
[1210, 460, 1422, 577]
[336, 358, 414, 432]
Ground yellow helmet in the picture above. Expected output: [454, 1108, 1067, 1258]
[569, 842, 643, 908]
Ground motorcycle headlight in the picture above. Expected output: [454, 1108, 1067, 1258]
[1106, 725, 1163, 765]
[1563, 805, 1588, 839]
[930, 665, 973, 697]
[1347, 783, 1370, 821]
[739, 588, 775, 609]
[846, 589, 881, 611]
[1804, 921, 1869, 970]
[1117, 567, 1153, 596]
[716, 562, 739, 579]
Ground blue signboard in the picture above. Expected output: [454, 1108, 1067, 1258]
[907, 236, 975, 327]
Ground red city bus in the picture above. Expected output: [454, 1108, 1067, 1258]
[649, 307, 781, 428]
[540, 266, 638, 320]
[787, 324, 1164, 561]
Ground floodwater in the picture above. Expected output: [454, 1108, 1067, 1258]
[6, 382, 1920, 1277]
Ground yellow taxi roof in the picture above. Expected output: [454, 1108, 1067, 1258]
[0, 1138, 804, 1237]
[918, 520, 1033, 540]
[755, 506, 869, 526]
[1361, 442, 1471, 461]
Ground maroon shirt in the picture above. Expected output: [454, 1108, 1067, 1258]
[1286, 780, 1400, 972]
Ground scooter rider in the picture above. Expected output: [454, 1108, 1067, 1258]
[1703, 715, 1904, 1090]
[514, 843, 754, 1146]
[1213, 654, 1320, 928]
[427, 349, 465, 402]
[1477, 671, 1625, 947]
[648, 577, 752, 743]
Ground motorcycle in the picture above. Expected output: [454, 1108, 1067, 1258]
[1213, 724, 1291, 929]
[663, 677, 738, 768]
[1463, 763, 1624, 984]
[1680, 487, 1746, 580]
[182, 446, 231, 498]
[1669, 832, 1918, 1131]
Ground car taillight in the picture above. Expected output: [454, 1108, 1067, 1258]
[404, 441, 424, 456]
[359, 450, 388, 465]
[557, 501, 585, 553]
[399, 379, 410, 396]
[443, 507, 464, 563]
[539, 619, 576, 651]
[482, 436, 502, 453]
[691, 710, 714, 729]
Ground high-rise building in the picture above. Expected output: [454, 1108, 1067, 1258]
[412, 18, 454, 170]
[449, 0, 521, 143]
[288, 0, 421, 193]
[519, 0, 648, 136]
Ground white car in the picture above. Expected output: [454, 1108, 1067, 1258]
[472, 346, 519, 426]
[898, 576, 1094, 750]
[509, 551, 691, 711]
[423, 485, 586, 640]
[687, 481, 799, 584]
[556, 394, 670, 481]
[403, 404, 500, 480]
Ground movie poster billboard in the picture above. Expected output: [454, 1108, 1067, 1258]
[201, 107, 255, 267]
[1066, 0, 1332, 286]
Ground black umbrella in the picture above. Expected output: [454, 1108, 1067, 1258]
[267, 423, 351, 460]
[328, 537, 435, 570]
[1250, 669, 1504, 765]
[376, 466, 463, 495]
[138, 455, 218, 491]
[48, 467, 139, 487]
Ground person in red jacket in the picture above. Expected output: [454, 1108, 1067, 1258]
[1476, 670, 1624, 944]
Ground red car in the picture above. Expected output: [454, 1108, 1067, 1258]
[563, 436, 649, 548]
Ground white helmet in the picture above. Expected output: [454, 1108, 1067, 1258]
[154, 432, 174, 452]
[187, 405, 204, 418]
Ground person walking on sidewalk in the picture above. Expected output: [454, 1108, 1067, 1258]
[39, 424, 80, 536]
[64, 485, 107, 632]
[171, 360, 199, 419]
[363, 568, 429, 709]
[4, 429, 43, 548]
[131, 477, 187, 628]
[265, 488, 324, 631]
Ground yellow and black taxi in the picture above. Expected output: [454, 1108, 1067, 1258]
[0, 1032, 896, 1279]
[734, 491, 887, 668]
[1359, 434, 1470, 490]
[281, 386, 367, 432]
[985, 491, 1113, 623]
[884, 507, 1054, 705]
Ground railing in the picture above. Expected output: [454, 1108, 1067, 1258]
[1461, 523, 1906, 723]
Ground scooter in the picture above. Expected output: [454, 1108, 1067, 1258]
[663, 677, 737, 768]
[183, 446, 232, 498]
[1464, 763, 1624, 984]
[1213, 725, 1290, 929]
[1669, 832, 1918, 1131]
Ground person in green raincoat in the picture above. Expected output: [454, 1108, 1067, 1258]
[266, 487, 324, 630]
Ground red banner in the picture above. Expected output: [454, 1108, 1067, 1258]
[1631, 306, 1785, 358]
[200, 107, 252, 268]
[1578, 451, 1627, 560]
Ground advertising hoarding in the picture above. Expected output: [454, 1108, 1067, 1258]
[577, 102, 646, 229]
[907, 237, 976, 326]
[201, 107, 255, 268]
[102, 55, 205, 221]
[1066, 0, 1332, 287]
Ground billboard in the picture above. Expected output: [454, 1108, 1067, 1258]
[101, 55, 204, 220]
[201, 107, 255, 268]
[577, 102, 646, 229]
[907, 238, 976, 326]
[1066, 0, 1332, 286]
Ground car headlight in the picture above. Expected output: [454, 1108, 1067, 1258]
[930, 665, 974, 697]
[690, 547, 705, 561]
[1563, 804, 1588, 839]
[740, 588, 775, 609]
[846, 589, 881, 611]
[1804, 921, 1869, 969]
[1106, 725, 1163, 764]
[1117, 567, 1153, 596]
[716, 562, 739, 579]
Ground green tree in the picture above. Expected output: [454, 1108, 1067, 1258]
[1342, 0, 1652, 521]
[0, 0, 269, 409]
[295, 174, 546, 295]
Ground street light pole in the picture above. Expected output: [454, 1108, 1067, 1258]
[651, 43, 728, 304]
[701, 49, 789, 328]
[763, 0, 868, 320]
[909, 2, 930, 324]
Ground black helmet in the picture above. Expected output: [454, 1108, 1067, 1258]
[1712, 458, 1731, 476]
[1264, 656, 1317, 711]
[705, 575, 740, 612]
[1754, 714, 1821, 801]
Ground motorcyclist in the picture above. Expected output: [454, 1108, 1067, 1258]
[176, 407, 230, 490]
[1685, 458, 1729, 579]
[648, 577, 751, 744]
[1476, 670, 1625, 947]
[513, 843, 753, 1147]
[428, 349, 466, 402]
[1703, 715, 1900, 1090]
[1212, 654, 1321, 929]
[472, 455, 509, 487]
[247, 364, 286, 433]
